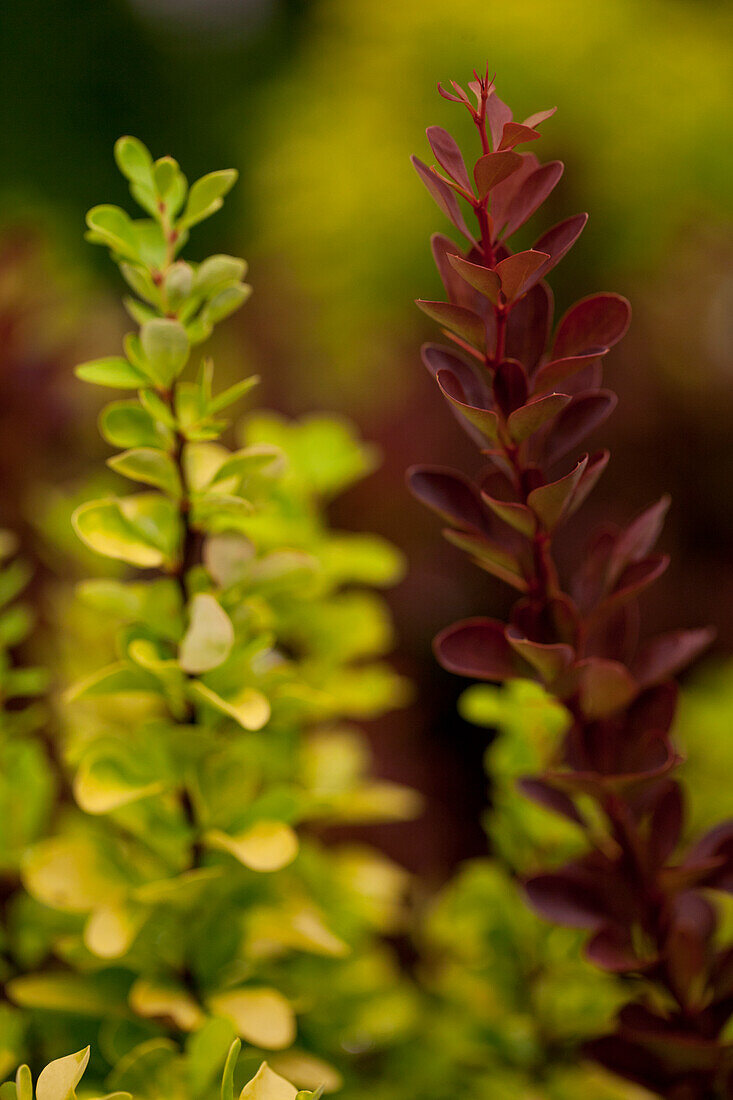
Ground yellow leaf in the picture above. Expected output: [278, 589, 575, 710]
[36, 1049, 90, 1100]
[209, 988, 296, 1050]
[206, 821, 298, 873]
[239, 1063, 297, 1100]
[129, 977, 205, 1031]
[84, 903, 142, 959]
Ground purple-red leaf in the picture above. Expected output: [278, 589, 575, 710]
[518, 778, 584, 825]
[543, 389, 617, 466]
[533, 352, 607, 396]
[407, 466, 490, 534]
[508, 392, 571, 444]
[499, 160, 565, 240]
[525, 872, 608, 929]
[496, 249, 550, 302]
[433, 617, 518, 680]
[443, 528, 527, 590]
[426, 125, 472, 192]
[416, 299, 486, 349]
[436, 370, 499, 442]
[567, 449, 610, 514]
[474, 150, 522, 198]
[524, 213, 588, 292]
[506, 629, 575, 682]
[505, 282, 553, 373]
[577, 658, 638, 719]
[553, 293, 632, 358]
[485, 92, 513, 149]
[421, 343, 489, 407]
[607, 497, 670, 589]
[528, 454, 589, 531]
[481, 492, 536, 538]
[493, 358, 529, 416]
[632, 628, 716, 688]
[522, 107, 557, 129]
[498, 122, 542, 151]
[411, 156, 474, 241]
[447, 254, 502, 305]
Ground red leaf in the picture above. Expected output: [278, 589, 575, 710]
[426, 125, 472, 192]
[481, 492, 536, 537]
[525, 213, 588, 292]
[586, 926, 647, 973]
[607, 497, 670, 589]
[577, 658, 638, 719]
[499, 160, 565, 240]
[431, 235, 478, 308]
[508, 392, 571, 444]
[473, 150, 522, 198]
[492, 358, 529, 416]
[533, 352, 608, 396]
[524, 872, 608, 929]
[496, 249, 550, 302]
[648, 782, 684, 869]
[528, 454, 589, 531]
[416, 299, 486, 349]
[522, 107, 557, 129]
[498, 122, 542, 151]
[443, 528, 527, 590]
[447, 254, 502, 304]
[518, 778, 584, 824]
[436, 369, 499, 442]
[421, 343, 489, 407]
[632, 628, 716, 688]
[543, 389, 617, 466]
[485, 92, 513, 149]
[506, 629, 575, 683]
[407, 466, 491, 535]
[505, 282, 553, 373]
[553, 293, 632, 358]
[490, 152, 540, 238]
[604, 559, 671, 619]
[438, 81, 470, 105]
[411, 156, 474, 241]
[567, 449, 610, 514]
[433, 617, 519, 680]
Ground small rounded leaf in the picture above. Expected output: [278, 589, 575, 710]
[36, 1048, 90, 1100]
[209, 989, 296, 1051]
[140, 319, 190, 388]
[179, 594, 235, 674]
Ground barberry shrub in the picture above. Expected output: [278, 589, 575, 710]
[410, 70, 733, 1097]
[1, 139, 418, 1093]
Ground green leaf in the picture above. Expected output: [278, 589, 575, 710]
[181, 170, 238, 229]
[221, 1040, 242, 1100]
[108, 448, 182, 496]
[195, 255, 247, 296]
[100, 401, 171, 450]
[85, 205, 139, 261]
[203, 283, 251, 325]
[75, 357, 149, 389]
[72, 499, 165, 567]
[15, 1066, 32, 1100]
[188, 680, 270, 731]
[114, 136, 154, 185]
[208, 445, 285, 488]
[164, 262, 194, 306]
[140, 319, 190, 388]
[179, 594, 235, 674]
[153, 156, 179, 199]
[66, 660, 162, 701]
[119, 263, 160, 307]
[208, 376, 259, 415]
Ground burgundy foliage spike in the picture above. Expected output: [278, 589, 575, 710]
[410, 69, 733, 1098]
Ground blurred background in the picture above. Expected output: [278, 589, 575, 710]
[0, 0, 731, 884]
